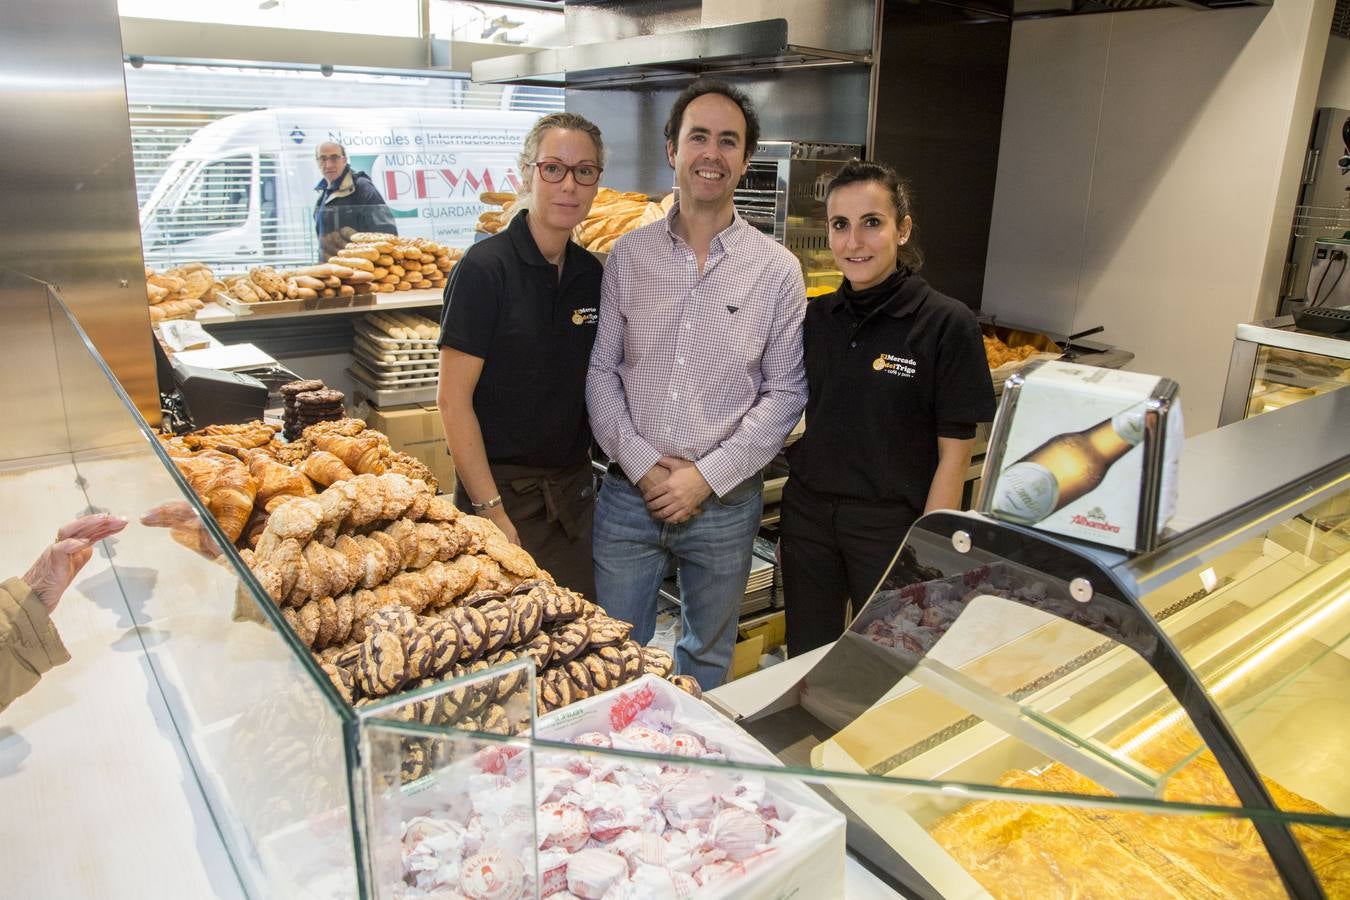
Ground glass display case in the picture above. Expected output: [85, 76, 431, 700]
[1219, 317, 1350, 425]
[12, 275, 1350, 899]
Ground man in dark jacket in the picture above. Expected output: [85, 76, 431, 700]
[314, 141, 397, 259]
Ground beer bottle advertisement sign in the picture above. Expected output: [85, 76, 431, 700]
[983, 361, 1181, 552]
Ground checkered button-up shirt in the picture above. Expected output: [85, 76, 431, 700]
[587, 206, 807, 497]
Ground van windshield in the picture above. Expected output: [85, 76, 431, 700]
[155, 154, 253, 244]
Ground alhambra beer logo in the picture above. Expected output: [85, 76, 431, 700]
[1070, 506, 1121, 534]
[571, 307, 598, 326]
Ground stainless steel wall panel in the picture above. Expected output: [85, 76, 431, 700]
[0, 0, 158, 422]
[567, 67, 869, 197]
[0, 274, 71, 464]
[701, 0, 876, 54]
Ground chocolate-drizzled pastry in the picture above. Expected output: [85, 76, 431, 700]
[641, 646, 674, 679]
[507, 594, 544, 645]
[580, 653, 613, 693]
[586, 616, 630, 648]
[595, 645, 626, 685]
[332, 642, 362, 673]
[320, 662, 356, 704]
[484, 648, 527, 703]
[280, 379, 325, 397]
[617, 639, 644, 683]
[478, 600, 513, 655]
[510, 578, 552, 597]
[462, 589, 507, 608]
[563, 659, 595, 699]
[366, 604, 417, 636]
[539, 667, 574, 712]
[478, 703, 511, 736]
[401, 626, 436, 681]
[421, 617, 462, 676]
[668, 674, 702, 699]
[435, 668, 470, 723]
[534, 583, 584, 625]
[401, 740, 430, 783]
[463, 659, 493, 715]
[549, 619, 591, 666]
[356, 631, 406, 696]
[446, 606, 488, 662]
[522, 632, 553, 671]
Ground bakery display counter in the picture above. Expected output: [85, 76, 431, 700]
[716, 387, 1350, 899]
[1219, 316, 1350, 425]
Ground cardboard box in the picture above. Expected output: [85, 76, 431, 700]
[360, 402, 456, 494]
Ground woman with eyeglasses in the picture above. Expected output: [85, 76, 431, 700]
[437, 112, 606, 596]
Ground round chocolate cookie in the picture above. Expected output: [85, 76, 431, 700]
[295, 388, 346, 407]
[668, 673, 702, 699]
[586, 616, 630, 648]
[510, 578, 552, 597]
[478, 600, 513, 656]
[446, 606, 489, 662]
[507, 594, 544, 645]
[594, 645, 626, 686]
[401, 626, 436, 681]
[549, 619, 591, 666]
[563, 659, 595, 699]
[641, 646, 674, 679]
[484, 648, 527, 703]
[580, 653, 613, 693]
[522, 631, 553, 672]
[421, 617, 462, 676]
[462, 589, 508, 608]
[355, 631, 406, 697]
[618, 639, 644, 683]
[539, 667, 574, 712]
[280, 379, 325, 397]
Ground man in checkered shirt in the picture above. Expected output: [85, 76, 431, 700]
[587, 80, 807, 689]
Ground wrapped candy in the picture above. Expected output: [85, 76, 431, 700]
[660, 772, 721, 830]
[708, 807, 771, 861]
[667, 732, 706, 758]
[538, 802, 591, 853]
[614, 724, 672, 755]
[459, 848, 525, 900]
[565, 848, 628, 899]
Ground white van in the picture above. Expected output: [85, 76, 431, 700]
[139, 107, 541, 269]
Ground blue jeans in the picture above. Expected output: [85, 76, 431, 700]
[593, 471, 763, 689]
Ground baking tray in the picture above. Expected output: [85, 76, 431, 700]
[215, 290, 381, 317]
[355, 320, 439, 349]
[353, 333, 438, 360]
[350, 361, 438, 388]
[352, 351, 440, 378]
[348, 367, 437, 406]
[353, 338, 438, 367]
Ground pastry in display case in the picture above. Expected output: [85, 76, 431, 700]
[16, 275, 1350, 898]
[1220, 316, 1350, 425]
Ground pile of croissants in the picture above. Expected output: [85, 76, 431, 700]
[158, 417, 438, 552]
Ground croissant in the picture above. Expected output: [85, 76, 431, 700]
[238, 448, 316, 512]
[313, 432, 387, 475]
[173, 451, 258, 542]
[299, 450, 355, 487]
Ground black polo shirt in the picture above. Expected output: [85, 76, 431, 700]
[785, 271, 995, 514]
[438, 211, 603, 467]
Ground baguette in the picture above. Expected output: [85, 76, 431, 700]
[295, 287, 318, 300]
[293, 275, 326, 291]
[370, 267, 388, 280]
[395, 281, 411, 291]
[345, 271, 376, 284]
[375, 254, 394, 267]
[329, 256, 372, 273]
[338, 284, 356, 297]
[339, 245, 380, 262]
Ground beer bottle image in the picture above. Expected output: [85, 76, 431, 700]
[991, 401, 1150, 524]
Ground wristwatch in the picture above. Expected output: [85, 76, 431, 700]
[471, 494, 503, 512]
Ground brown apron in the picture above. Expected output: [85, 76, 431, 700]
[455, 458, 597, 600]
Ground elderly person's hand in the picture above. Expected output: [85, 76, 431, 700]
[141, 500, 222, 560]
[22, 513, 127, 613]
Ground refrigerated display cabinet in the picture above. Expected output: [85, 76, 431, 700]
[10, 275, 1350, 899]
[1219, 316, 1350, 425]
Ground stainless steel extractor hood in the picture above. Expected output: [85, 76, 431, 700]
[471, 0, 876, 87]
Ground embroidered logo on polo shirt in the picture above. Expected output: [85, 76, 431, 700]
[872, 353, 917, 378]
[571, 307, 598, 326]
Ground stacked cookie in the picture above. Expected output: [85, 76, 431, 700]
[279, 379, 345, 441]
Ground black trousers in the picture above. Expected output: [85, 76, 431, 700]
[779, 477, 916, 657]
[455, 458, 597, 600]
